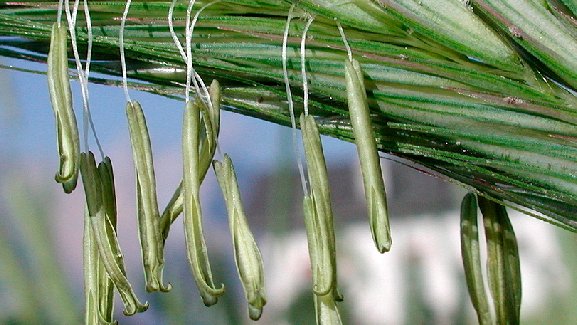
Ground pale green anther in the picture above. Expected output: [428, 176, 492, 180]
[200, 80, 221, 153]
[98, 158, 117, 226]
[183, 99, 225, 306]
[160, 181, 183, 242]
[80, 152, 148, 316]
[84, 208, 103, 325]
[300, 113, 340, 299]
[97, 158, 127, 275]
[160, 80, 221, 243]
[460, 193, 492, 325]
[47, 22, 80, 193]
[125, 100, 171, 293]
[92, 159, 116, 324]
[213, 155, 266, 321]
[345, 58, 391, 253]
[209, 80, 221, 135]
[303, 195, 334, 297]
[84, 207, 117, 325]
[478, 197, 522, 325]
[300, 115, 332, 216]
[314, 293, 343, 325]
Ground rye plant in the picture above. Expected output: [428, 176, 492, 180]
[0, 1, 576, 324]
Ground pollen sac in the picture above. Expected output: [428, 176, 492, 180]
[126, 100, 171, 292]
[160, 80, 222, 244]
[84, 206, 117, 325]
[80, 152, 148, 316]
[345, 58, 391, 253]
[478, 196, 521, 325]
[300, 113, 342, 305]
[213, 155, 266, 320]
[182, 98, 225, 306]
[460, 193, 492, 325]
[314, 293, 343, 325]
[303, 194, 334, 297]
[47, 22, 80, 193]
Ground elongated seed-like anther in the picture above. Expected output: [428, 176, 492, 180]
[125, 100, 171, 293]
[160, 80, 222, 242]
[98, 157, 128, 271]
[478, 197, 522, 325]
[80, 152, 148, 316]
[208, 80, 221, 135]
[314, 293, 343, 325]
[183, 99, 225, 306]
[214, 155, 266, 320]
[300, 113, 340, 300]
[47, 22, 80, 193]
[200, 80, 220, 154]
[83, 208, 98, 324]
[160, 181, 183, 242]
[84, 207, 117, 325]
[345, 59, 391, 253]
[85, 158, 118, 324]
[460, 193, 492, 325]
[303, 195, 334, 297]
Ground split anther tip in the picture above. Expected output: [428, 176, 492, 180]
[122, 301, 149, 316]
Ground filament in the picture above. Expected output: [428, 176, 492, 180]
[64, 0, 104, 158]
[57, 0, 63, 26]
[300, 16, 314, 117]
[336, 21, 353, 62]
[120, 0, 132, 103]
[282, 5, 308, 195]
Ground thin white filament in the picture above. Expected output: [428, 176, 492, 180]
[57, 0, 64, 26]
[64, 0, 88, 151]
[170, 1, 222, 158]
[169, 0, 200, 102]
[83, 0, 92, 78]
[336, 21, 353, 62]
[71, 0, 80, 23]
[64, 0, 104, 157]
[83, 0, 104, 158]
[168, 0, 187, 61]
[184, 0, 200, 103]
[189, 0, 222, 157]
[185, 0, 212, 103]
[170, 0, 217, 104]
[300, 16, 314, 117]
[282, 5, 308, 195]
[120, 0, 132, 102]
[189, 0, 220, 109]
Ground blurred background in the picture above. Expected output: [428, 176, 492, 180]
[1, 57, 577, 324]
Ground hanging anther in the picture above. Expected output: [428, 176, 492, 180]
[160, 80, 222, 242]
[345, 58, 391, 253]
[47, 22, 80, 193]
[478, 196, 522, 325]
[126, 100, 171, 292]
[214, 154, 266, 320]
[460, 193, 492, 325]
[300, 113, 342, 303]
[182, 98, 225, 306]
[80, 152, 148, 316]
[84, 207, 117, 325]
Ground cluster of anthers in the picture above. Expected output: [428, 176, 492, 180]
[46, 1, 523, 324]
